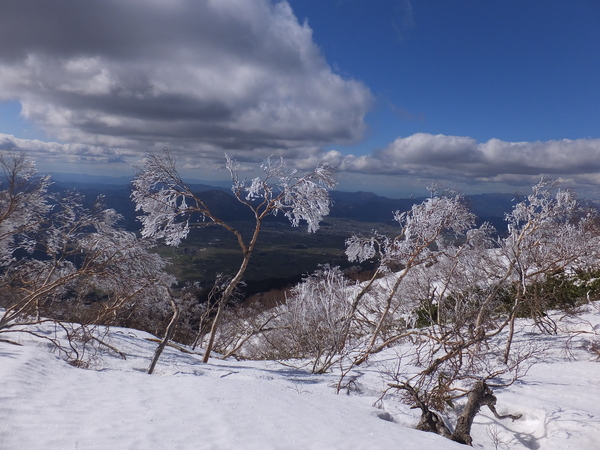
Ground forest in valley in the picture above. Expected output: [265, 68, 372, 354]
[3, 151, 600, 446]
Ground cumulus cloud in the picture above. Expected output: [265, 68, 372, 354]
[0, 133, 137, 164]
[338, 133, 600, 188]
[0, 0, 372, 166]
[4, 0, 600, 195]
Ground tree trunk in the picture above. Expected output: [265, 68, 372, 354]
[201, 294, 228, 363]
[397, 380, 521, 446]
[451, 380, 521, 446]
[416, 410, 453, 439]
[202, 217, 263, 363]
[355, 268, 410, 365]
[202, 251, 252, 363]
[148, 293, 179, 375]
[450, 380, 492, 445]
[394, 382, 453, 439]
[503, 288, 523, 364]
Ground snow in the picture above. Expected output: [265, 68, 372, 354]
[2, 306, 600, 449]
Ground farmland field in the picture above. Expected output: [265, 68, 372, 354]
[153, 217, 397, 288]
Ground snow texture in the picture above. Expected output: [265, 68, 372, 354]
[2, 305, 600, 449]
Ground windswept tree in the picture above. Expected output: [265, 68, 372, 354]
[0, 153, 174, 367]
[378, 228, 529, 446]
[342, 180, 600, 445]
[493, 179, 600, 361]
[344, 189, 478, 364]
[131, 150, 336, 362]
[0, 153, 52, 266]
[272, 265, 354, 374]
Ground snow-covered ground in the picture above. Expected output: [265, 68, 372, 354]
[2, 305, 600, 449]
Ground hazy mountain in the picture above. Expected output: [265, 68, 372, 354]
[329, 191, 517, 232]
[464, 193, 517, 232]
[329, 191, 423, 223]
[48, 176, 522, 233]
[50, 172, 134, 185]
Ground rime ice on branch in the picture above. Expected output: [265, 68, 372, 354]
[131, 150, 336, 362]
[0, 153, 173, 344]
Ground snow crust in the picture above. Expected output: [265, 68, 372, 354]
[2, 306, 600, 449]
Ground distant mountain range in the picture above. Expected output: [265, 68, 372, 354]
[49, 174, 520, 233]
[46, 173, 599, 291]
[50, 172, 135, 185]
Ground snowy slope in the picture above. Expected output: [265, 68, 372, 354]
[1, 306, 600, 449]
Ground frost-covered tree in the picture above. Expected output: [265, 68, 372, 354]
[378, 228, 529, 445]
[0, 153, 52, 266]
[344, 190, 477, 363]
[344, 180, 600, 446]
[131, 150, 335, 362]
[0, 153, 174, 366]
[0, 193, 173, 331]
[272, 265, 353, 373]
[492, 179, 600, 361]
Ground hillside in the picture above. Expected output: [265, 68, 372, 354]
[1, 304, 599, 449]
[51, 176, 519, 230]
[49, 179, 520, 289]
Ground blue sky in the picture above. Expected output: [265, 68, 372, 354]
[292, 0, 600, 142]
[1, 0, 600, 197]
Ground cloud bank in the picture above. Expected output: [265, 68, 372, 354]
[329, 133, 600, 190]
[8, 126, 600, 193]
[2, 0, 600, 196]
[0, 0, 372, 164]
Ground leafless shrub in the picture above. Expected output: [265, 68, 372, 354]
[0, 153, 175, 366]
[132, 150, 335, 362]
[259, 265, 355, 373]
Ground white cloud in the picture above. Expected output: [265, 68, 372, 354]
[4, 0, 600, 196]
[0, 0, 372, 166]
[337, 133, 600, 189]
[6, 128, 600, 197]
[0, 133, 137, 164]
